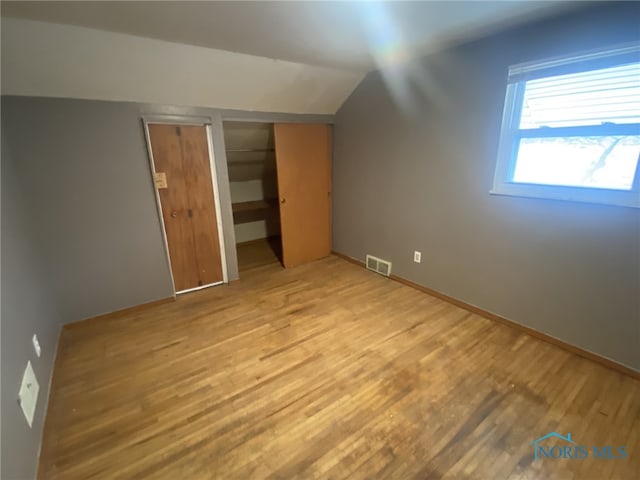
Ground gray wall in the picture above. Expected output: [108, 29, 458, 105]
[2, 133, 62, 479]
[333, 2, 640, 370]
[1, 96, 333, 324]
[1, 97, 333, 477]
[2, 98, 176, 323]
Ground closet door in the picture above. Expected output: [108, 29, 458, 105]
[274, 123, 332, 268]
[148, 124, 224, 291]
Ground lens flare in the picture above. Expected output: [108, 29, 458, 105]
[359, 2, 456, 118]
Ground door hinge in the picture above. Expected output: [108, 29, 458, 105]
[175, 126, 181, 136]
[188, 209, 193, 218]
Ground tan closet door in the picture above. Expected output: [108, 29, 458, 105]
[148, 124, 223, 291]
[274, 123, 331, 268]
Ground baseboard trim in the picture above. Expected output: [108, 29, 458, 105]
[64, 296, 176, 330]
[332, 251, 639, 380]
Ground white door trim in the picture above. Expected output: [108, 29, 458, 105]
[205, 124, 229, 285]
[177, 281, 225, 295]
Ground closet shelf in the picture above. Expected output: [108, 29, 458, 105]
[232, 199, 278, 213]
[227, 159, 275, 165]
[226, 148, 275, 153]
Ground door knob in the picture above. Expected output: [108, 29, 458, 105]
[170, 211, 178, 218]
[281, 198, 286, 204]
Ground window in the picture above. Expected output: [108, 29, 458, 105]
[492, 44, 640, 208]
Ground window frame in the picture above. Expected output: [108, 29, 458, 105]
[491, 43, 640, 208]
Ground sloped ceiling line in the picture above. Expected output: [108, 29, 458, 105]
[0, 18, 365, 114]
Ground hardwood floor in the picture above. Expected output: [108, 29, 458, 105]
[39, 249, 639, 479]
[236, 236, 283, 272]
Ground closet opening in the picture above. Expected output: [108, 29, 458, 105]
[224, 121, 284, 272]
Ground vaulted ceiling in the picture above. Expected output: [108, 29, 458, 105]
[1, 1, 577, 114]
[2, 1, 573, 71]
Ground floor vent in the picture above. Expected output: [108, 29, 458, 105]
[365, 255, 392, 277]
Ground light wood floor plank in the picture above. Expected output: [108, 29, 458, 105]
[39, 239, 640, 479]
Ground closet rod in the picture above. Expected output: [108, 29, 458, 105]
[226, 148, 275, 153]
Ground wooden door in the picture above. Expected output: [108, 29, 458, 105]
[274, 123, 332, 268]
[148, 124, 223, 291]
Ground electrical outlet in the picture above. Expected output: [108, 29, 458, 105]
[414, 251, 421, 263]
[32, 334, 41, 358]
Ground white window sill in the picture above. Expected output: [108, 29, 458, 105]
[490, 184, 640, 209]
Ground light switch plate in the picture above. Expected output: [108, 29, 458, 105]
[32, 334, 41, 358]
[18, 361, 39, 428]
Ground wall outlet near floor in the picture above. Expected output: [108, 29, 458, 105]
[414, 251, 422, 263]
[32, 334, 41, 358]
[18, 361, 40, 428]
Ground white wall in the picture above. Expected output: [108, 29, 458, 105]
[230, 179, 269, 203]
[234, 220, 278, 244]
[230, 180, 280, 243]
[1, 18, 364, 114]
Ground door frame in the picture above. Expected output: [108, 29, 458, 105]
[142, 115, 228, 294]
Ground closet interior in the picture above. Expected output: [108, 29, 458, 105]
[224, 121, 283, 270]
